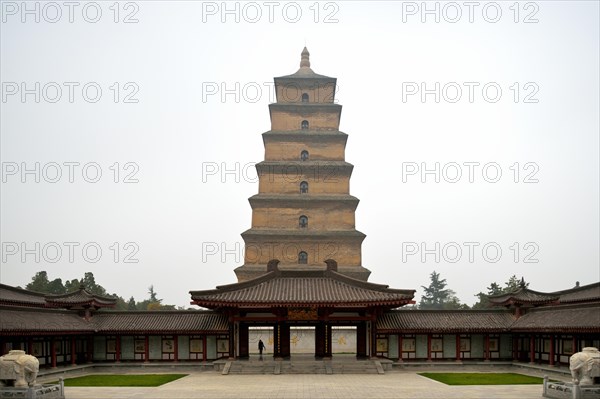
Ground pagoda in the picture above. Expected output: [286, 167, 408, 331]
[234, 47, 370, 282]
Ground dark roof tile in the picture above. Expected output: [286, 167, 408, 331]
[190, 270, 414, 308]
[511, 304, 600, 332]
[488, 287, 559, 306]
[0, 284, 46, 307]
[377, 310, 514, 333]
[556, 283, 600, 304]
[92, 311, 228, 333]
[45, 287, 116, 308]
[0, 307, 92, 333]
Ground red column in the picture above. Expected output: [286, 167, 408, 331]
[144, 335, 149, 363]
[71, 337, 76, 365]
[115, 336, 121, 363]
[174, 335, 179, 362]
[529, 335, 535, 364]
[484, 334, 490, 361]
[398, 335, 403, 362]
[202, 336, 207, 362]
[51, 338, 57, 368]
[549, 335, 555, 366]
[572, 336, 577, 355]
[27, 338, 33, 355]
[455, 334, 461, 362]
[427, 334, 432, 361]
[512, 336, 518, 361]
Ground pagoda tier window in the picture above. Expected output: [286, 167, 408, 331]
[300, 181, 308, 194]
[298, 251, 308, 264]
[299, 215, 308, 228]
[300, 150, 309, 161]
[301, 120, 309, 130]
[302, 93, 309, 102]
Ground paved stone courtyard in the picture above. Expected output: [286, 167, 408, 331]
[59, 367, 560, 399]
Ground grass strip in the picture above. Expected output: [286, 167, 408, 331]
[418, 372, 543, 385]
[60, 374, 187, 387]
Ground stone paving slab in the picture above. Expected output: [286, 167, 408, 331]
[63, 370, 548, 399]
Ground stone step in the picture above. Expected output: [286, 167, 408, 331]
[225, 359, 383, 375]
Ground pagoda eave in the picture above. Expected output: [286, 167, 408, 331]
[241, 229, 366, 240]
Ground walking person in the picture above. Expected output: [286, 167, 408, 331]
[258, 339, 265, 358]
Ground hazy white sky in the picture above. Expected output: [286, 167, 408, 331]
[1, 1, 598, 308]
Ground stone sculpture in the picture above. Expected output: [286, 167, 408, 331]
[570, 347, 600, 385]
[0, 350, 39, 388]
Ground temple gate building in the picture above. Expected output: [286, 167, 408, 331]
[0, 48, 598, 369]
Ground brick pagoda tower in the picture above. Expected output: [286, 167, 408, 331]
[234, 48, 371, 282]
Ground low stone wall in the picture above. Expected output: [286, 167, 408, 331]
[0, 379, 64, 399]
[543, 376, 600, 399]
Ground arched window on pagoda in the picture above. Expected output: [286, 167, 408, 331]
[299, 215, 308, 228]
[301, 120, 309, 130]
[302, 93, 309, 103]
[298, 251, 308, 264]
[300, 181, 308, 194]
[300, 150, 309, 161]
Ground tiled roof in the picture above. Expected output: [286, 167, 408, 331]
[190, 270, 415, 308]
[488, 282, 600, 307]
[0, 284, 116, 309]
[556, 282, 600, 304]
[45, 287, 116, 308]
[92, 311, 228, 333]
[0, 284, 46, 307]
[511, 304, 600, 332]
[0, 306, 92, 334]
[487, 287, 559, 306]
[0, 306, 228, 334]
[377, 310, 515, 333]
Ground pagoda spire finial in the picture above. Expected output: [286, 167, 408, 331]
[300, 47, 310, 68]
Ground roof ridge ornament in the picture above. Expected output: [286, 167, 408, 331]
[300, 47, 310, 68]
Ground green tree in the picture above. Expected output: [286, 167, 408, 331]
[113, 296, 129, 311]
[419, 271, 467, 309]
[148, 285, 159, 302]
[127, 296, 137, 311]
[64, 278, 81, 293]
[146, 285, 163, 310]
[26, 271, 50, 292]
[82, 272, 108, 296]
[26, 271, 66, 294]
